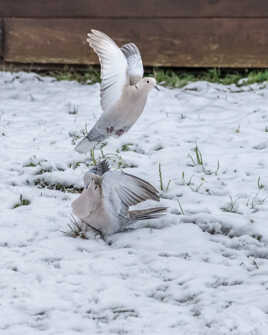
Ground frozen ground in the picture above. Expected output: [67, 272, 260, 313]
[1, 71, 268, 334]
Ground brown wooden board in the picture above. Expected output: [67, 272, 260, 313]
[4, 18, 268, 67]
[0, 19, 3, 57]
[1, 0, 268, 18]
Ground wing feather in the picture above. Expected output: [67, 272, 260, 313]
[87, 30, 129, 112]
[102, 171, 160, 216]
[121, 43, 144, 85]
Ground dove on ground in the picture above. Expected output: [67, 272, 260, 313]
[71, 160, 167, 236]
[75, 29, 158, 154]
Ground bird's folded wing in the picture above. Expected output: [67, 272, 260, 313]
[87, 30, 129, 112]
[121, 43, 144, 85]
[72, 188, 94, 219]
[102, 171, 160, 215]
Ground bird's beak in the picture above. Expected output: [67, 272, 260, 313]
[154, 85, 160, 91]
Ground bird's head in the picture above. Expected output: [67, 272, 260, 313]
[137, 77, 159, 92]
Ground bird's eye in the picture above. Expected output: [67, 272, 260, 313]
[146, 80, 150, 84]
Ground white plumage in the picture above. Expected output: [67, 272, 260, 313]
[71, 161, 167, 235]
[88, 30, 128, 113]
[75, 29, 157, 154]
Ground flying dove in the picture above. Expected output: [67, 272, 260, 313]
[71, 160, 167, 235]
[75, 29, 158, 154]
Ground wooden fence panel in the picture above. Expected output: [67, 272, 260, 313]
[1, 0, 268, 18]
[4, 18, 268, 67]
[0, 19, 3, 58]
[1, 1, 268, 67]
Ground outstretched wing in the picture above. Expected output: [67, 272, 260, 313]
[87, 30, 129, 112]
[102, 171, 160, 216]
[121, 43, 144, 85]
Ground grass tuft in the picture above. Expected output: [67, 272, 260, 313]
[63, 216, 105, 240]
[90, 147, 97, 166]
[188, 145, 204, 166]
[34, 179, 83, 193]
[257, 176, 264, 190]
[49, 66, 100, 84]
[158, 163, 171, 192]
[153, 69, 195, 88]
[67, 104, 79, 115]
[13, 194, 31, 208]
[3, 65, 268, 88]
[188, 146, 220, 176]
[62, 216, 88, 239]
[221, 195, 240, 214]
[151, 68, 268, 88]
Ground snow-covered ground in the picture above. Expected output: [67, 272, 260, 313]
[1, 71, 268, 334]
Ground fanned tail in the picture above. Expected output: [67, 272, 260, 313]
[90, 160, 110, 176]
[129, 207, 167, 221]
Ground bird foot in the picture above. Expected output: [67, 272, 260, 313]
[106, 126, 114, 134]
[115, 129, 125, 136]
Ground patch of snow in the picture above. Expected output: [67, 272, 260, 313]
[1, 71, 268, 334]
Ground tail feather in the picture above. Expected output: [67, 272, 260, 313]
[129, 207, 167, 221]
[75, 136, 97, 154]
